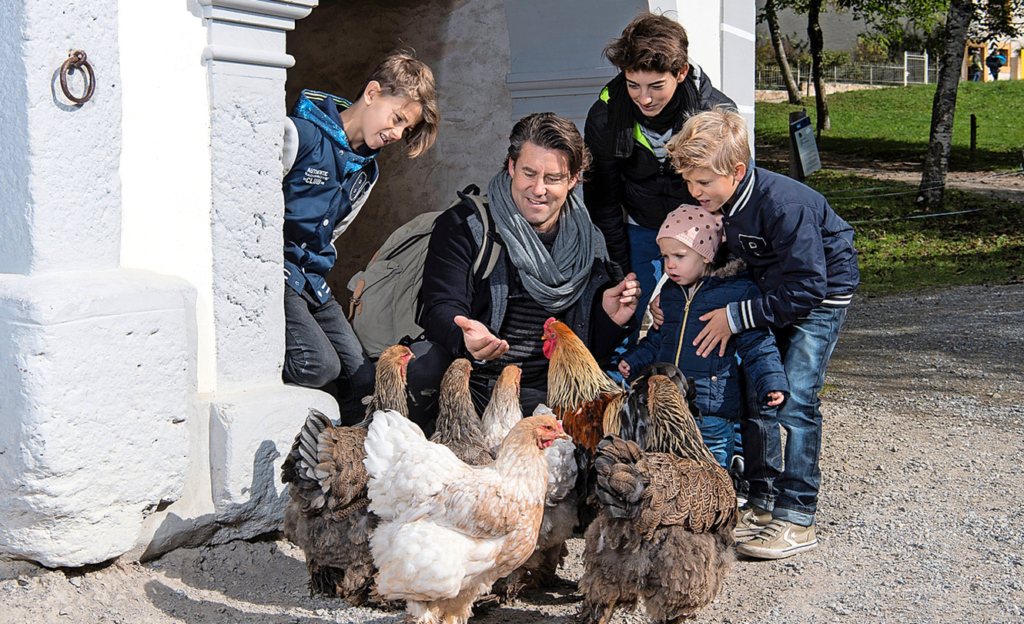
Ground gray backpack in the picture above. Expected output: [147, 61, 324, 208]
[347, 186, 501, 360]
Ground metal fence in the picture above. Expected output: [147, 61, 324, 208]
[756, 54, 940, 90]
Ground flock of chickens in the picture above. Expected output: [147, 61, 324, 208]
[280, 318, 738, 624]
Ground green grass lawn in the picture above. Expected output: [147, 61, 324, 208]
[796, 170, 1024, 295]
[756, 80, 1024, 171]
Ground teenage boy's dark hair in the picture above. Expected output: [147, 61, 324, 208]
[506, 112, 592, 181]
[603, 12, 689, 75]
[363, 50, 439, 158]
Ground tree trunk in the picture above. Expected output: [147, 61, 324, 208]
[919, 0, 974, 207]
[807, 0, 830, 132]
[766, 0, 802, 104]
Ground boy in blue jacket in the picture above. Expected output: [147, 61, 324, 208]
[282, 52, 439, 423]
[666, 108, 859, 559]
[618, 205, 788, 468]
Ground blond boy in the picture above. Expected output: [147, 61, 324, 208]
[665, 108, 859, 559]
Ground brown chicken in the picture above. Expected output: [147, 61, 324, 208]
[481, 365, 523, 454]
[578, 375, 737, 624]
[364, 411, 568, 624]
[280, 344, 413, 603]
[429, 358, 492, 466]
[607, 362, 700, 456]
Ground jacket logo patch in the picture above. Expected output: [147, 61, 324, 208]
[738, 234, 768, 255]
[350, 171, 370, 202]
[303, 168, 329, 185]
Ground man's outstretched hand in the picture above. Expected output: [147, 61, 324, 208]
[454, 315, 509, 361]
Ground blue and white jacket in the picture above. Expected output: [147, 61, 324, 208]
[282, 89, 379, 303]
[723, 166, 859, 332]
[622, 262, 789, 417]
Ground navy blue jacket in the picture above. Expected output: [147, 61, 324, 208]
[283, 90, 379, 303]
[723, 166, 859, 331]
[623, 265, 789, 417]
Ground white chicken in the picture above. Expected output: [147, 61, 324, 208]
[493, 404, 578, 601]
[363, 410, 567, 624]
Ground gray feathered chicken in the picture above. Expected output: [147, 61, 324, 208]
[578, 375, 736, 624]
[429, 358, 492, 466]
[493, 403, 578, 602]
[280, 344, 413, 603]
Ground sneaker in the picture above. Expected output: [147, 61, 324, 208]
[733, 504, 772, 540]
[736, 519, 818, 560]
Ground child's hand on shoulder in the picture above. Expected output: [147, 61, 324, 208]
[766, 391, 785, 407]
[618, 360, 631, 379]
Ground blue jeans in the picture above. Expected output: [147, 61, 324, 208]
[283, 286, 375, 425]
[624, 224, 662, 348]
[698, 415, 735, 469]
[745, 306, 847, 527]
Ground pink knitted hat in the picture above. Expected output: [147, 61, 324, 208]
[656, 204, 724, 263]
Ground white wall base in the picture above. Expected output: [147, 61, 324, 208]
[136, 384, 338, 561]
[0, 270, 196, 567]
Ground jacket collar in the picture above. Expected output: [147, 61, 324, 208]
[292, 90, 379, 157]
[725, 161, 756, 217]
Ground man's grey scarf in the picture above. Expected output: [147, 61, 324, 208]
[487, 170, 605, 313]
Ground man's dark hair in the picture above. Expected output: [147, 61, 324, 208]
[506, 112, 592, 180]
[603, 12, 689, 74]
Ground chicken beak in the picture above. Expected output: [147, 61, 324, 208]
[555, 421, 570, 440]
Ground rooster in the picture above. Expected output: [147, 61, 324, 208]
[429, 359, 492, 466]
[492, 404, 578, 602]
[543, 318, 623, 458]
[578, 375, 737, 624]
[364, 411, 568, 624]
[543, 317, 625, 529]
[280, 344, 413, 603]
[481, 365, 523, 455]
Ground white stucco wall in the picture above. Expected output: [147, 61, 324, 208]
[119, 1, 217, 392]
[0, 0, 194, 567]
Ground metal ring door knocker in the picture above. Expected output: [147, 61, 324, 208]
[59, 50, 95, 105]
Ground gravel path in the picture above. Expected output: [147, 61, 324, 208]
[3, 284, 1023, 624]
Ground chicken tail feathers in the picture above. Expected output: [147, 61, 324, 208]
[282, 408, 333, 486]
[593, 436, 645, 519]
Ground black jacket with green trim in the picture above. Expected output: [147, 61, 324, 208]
[583, 65, 733, 272]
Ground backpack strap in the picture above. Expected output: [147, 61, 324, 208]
[455, 185, 503, 282]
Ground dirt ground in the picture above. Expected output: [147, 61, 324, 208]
[3, 280, 1023, 624]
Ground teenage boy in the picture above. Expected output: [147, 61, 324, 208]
[665, 108, 859, 559]
[282, 52, 439, 424]
[584, 12, 734, 343]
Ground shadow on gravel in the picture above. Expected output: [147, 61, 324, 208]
[475, 607, 575, 624]
[152, 540, 317, 612]
[144, 579, 374, 624]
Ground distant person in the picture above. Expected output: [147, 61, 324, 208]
[584, 12, 734, 351]
[985, 50, 1006, 81]
[969, 53, 983, 82]
[665, 108, 859, 560]
[282, 52, 439, 423]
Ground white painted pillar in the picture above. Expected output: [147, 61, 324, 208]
[0, 0, 194, 566]
[650, 0, 756, 143]
[136, 0, 340, 560]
